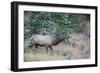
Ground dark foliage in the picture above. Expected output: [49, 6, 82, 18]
[24, 11, 90, 41]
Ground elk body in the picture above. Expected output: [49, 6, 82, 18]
[28, 33, 65, 53]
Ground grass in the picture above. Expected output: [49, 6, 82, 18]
[64, 50, 72, 60]
[24, 32, 90, 61]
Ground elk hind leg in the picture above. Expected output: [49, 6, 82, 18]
[46, 46, 49, 54]
[49, 46, 54, 55]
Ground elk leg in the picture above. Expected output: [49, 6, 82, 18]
[49, 46, 54, 55]
[46, 46, 49, 53]
[35, 44, 38, 48]
[49, 46, 53, 52]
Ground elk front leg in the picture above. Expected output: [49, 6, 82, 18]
[49, 46, 53, 52]
[35, 44, 38, 48]
[49, 46, 54, 55]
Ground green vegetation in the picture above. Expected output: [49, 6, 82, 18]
[64, 50, 72, 60]
[24, 11, 90, 41]
[24, 11, 90, 61]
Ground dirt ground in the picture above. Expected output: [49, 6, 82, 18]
[24, 33, 90, 62]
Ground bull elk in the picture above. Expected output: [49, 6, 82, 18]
[27, 33, 66, 53]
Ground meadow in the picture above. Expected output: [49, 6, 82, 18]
[24, 11, 90, 61]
